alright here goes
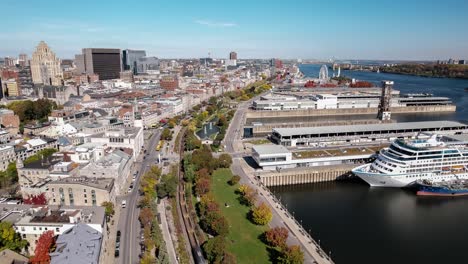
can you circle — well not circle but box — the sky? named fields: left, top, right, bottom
left=1, top=0, right=468, bottom=60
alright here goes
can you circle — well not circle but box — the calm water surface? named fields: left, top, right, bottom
left=270, top=64, right=468, bottom=264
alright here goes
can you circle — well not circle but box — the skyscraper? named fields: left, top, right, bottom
left=82, top=48, right=121, bottom=80
left=18, top=54, right=28, bottom=67
left=122, top=49, right=146, bottom=74
left=229, top=51, right=237, bottom=60
left=30, top=41, right=63, bottom=86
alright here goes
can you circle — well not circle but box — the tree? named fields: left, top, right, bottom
left=265, top=227, right=289, bottom=248
left=139, top=207, right=154, bottom=227
left=157, top=173, right=177, bottom=198
left=278, top=245, right=304, bottom=264
left=228, top=175, right=241, bottom=186
left=217, top=154, right=232, bottom=168
left=210, top=211, right=229, bottom=236
left=196, top=168, right=210, bottom=180
left=0, top=221, right=28, bottom=252
left=24, top=193, right=47, bottom=205
left=101, top=201, right=115, bottom=218
left=161, top=128, right=172, bottom=140
left=222, top=251, right=237, bottom=264
left=251, top=203, right=273, bottom=225
left=238, top=184, right=257, bottom=206
left=195, top=178, right=211, bottom=196
left=24, top=148, right=57, bottom=165
left=30, top=230, right=55, bottom=264
left=203, top=236, right=226, bottom=264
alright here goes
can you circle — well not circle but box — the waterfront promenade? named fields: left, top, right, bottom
left=224, top=98, right=333, bottom=264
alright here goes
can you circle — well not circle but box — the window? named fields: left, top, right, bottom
left=33, top=227, right=36, bottom=231
left=85, top=199, right=88, bottom=204
left=56, top=228, right=59, bottom=232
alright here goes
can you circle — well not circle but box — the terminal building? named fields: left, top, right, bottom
left=252, top=144, right=378, bottom=171
left=252, top=93, right=453, bottom=111
left=271, top=121, right=468, bottom=147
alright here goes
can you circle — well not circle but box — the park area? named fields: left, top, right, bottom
left=211, top=169, right=270, bottom=264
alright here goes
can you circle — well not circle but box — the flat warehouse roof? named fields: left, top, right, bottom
left=253, top=144, right=290, bottom=155
left=273, top=121, right=468, bottom=137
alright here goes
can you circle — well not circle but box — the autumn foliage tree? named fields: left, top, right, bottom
left=278, top=245, right=304, bottom=264
left=30, top=230, right=55, bottom=264
left=23, top=193, right=47, bottom=205
left=195, top=178, right=211, bottom=196
left=237, top=184, right=257, bottom=206
left=251, top=202, right=273, bottom=225
left=265, top=227, right=289, bottom=248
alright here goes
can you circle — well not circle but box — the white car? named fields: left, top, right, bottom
left=121, top=200, right=126, bottom=208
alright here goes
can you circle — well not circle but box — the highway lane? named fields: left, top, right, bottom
left=118, top=129, right=161, bottom=264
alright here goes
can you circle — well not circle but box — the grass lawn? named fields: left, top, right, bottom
left=211, top=169, right=270, bottom=264
left=247, top=139, right=272, bottom=145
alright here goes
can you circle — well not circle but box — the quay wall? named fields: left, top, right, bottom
left=259, top=164, right=357, bottom=187
left=246, top=105, right=456, bottom=119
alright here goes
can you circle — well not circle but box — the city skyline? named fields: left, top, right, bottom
left=1, top=0, right=468, bottom=60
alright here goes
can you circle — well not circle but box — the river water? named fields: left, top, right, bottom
left=270, top=64, right=468, bottom=264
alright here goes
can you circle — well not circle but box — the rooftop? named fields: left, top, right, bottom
left=273, top=121, right=468, bottom=137
left=0, top=205, right=105, bottom=226
left=253, top=144, right=289, bottom=155
left=48, top=177, right=114, bottom=191
left=50, top=223, right=102, bottom=264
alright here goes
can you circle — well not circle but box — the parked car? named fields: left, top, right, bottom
left=121, top=200, right=126, bottom=208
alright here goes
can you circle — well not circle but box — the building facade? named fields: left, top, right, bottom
left=47, top=177, right=115, bottom=206
left=81, top=48, right=121, bottom=80
left=122, top=49, right=146, bottom=74
left=30, top=41, right=63, bottom=86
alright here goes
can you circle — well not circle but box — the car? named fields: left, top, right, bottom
left=128, top=185, right=133, bottom=192
left=121, top=200, right=126, bottom=208
left=114, top=248, right=120, bottom=257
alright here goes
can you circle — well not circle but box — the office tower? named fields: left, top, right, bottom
left=74, top=54, right=85, bottom=74
left=136, top=57, right=159, bottom=74
left=18, top=54, right=28, bottom=67
left=229, top=51, right=237, bottom=60
left=122, top=49, right=146, bottom=74
left=30, top=41, right=63, bottom=85
left=82, top=48, right=121, bottom=80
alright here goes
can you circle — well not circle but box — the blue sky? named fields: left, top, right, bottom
left=1, top=0, right=467, bottom=60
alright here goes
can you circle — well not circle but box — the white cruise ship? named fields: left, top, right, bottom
left=352, top=134, right=468, bottom=187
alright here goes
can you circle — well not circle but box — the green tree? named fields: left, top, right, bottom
left=251, top=202, right=273, bottom=225
left=278, top=245, right=304, bottom=264
left=161, top=128, right=172, bottom=141
left=0, top=221, right=28, bottom=252
left=24, top=148, right=57, bottom=165
left=228, top=175, right=241, bottom=186
left=157, top=173, right=177, bottom=198
left=217, top=154, right=232, bottom=168
left=203, top=236, right=226, bottom=263
left=101, top=201, right=115, bottom=219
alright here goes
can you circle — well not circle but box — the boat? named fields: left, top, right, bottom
left=352, top=134, right=468, bottom=187
left=414, top=179, right=468, bottom=196
left=465, top=87, right=468, bottom=91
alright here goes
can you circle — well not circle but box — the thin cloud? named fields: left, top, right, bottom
left=195, top=20, right=237, bottom=27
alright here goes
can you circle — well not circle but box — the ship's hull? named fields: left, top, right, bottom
left=352, top=164, right=468, bottom=188
left=415, top=183, right=468, bottom=196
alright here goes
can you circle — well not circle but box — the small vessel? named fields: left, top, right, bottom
left=464, top=87, right=468, bottom=91
left=414, top=179, right=468, bottom=196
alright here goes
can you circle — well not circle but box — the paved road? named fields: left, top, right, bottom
left=117, top=129, right=161, bottom=264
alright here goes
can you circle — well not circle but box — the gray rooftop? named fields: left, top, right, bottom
left=273, top=121, right=468, bottom=137
left=0, top=205, right=105, bottom=227
left=50, top=223, right=102, bottom=264
left=48, top=177, right=114, bottom=191
left=253, top=144, right=290, bottom=155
